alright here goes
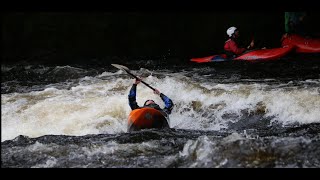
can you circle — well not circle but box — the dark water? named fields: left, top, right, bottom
left=2, top=126, right=320, bottom=168
left=2, top=56, right=320, bottom=168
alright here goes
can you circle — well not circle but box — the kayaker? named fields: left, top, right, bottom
left=128, top=78, right=174, bottom=116
left=224, top=26, right=255, bottom=59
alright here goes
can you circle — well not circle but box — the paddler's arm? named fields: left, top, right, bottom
left=128, top=79, right=141, bottom=110
left=154, top=89, right=174, bottom=114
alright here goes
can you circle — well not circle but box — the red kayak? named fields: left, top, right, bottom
left=190, top=46, right=294, bottom=63
left=190, top=54, right=228, bottom=63
left=281, top=34, right=320, bottom=53
left=234, top=46, right=294, bottom=61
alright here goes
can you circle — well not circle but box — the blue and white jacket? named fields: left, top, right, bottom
left=128, top=84, right=174, bottom=115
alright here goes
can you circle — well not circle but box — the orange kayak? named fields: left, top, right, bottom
left=128, top=107, right=170, bottom=132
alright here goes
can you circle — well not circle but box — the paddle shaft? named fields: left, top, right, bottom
left=124, top=70, right=156, bottom=91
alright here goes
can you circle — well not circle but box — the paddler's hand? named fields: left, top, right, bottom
left=134, top=78, right=141, bottom=85
left=154, top=89, right=160, bottom=95
left=247, top=39, right=255, bottom=49
left=250, top=40, right=255, bottom=48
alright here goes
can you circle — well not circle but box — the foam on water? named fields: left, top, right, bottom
left=2, top=69, right=320, bottom=141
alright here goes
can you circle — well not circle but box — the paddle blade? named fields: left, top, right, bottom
left=111, top=64, right=130, bottom=72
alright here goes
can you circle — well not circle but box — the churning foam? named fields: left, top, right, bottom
left=2, top=70, right=320, bottom=141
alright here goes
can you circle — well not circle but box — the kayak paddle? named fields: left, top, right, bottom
left=111, top=64, right=156, bottom=91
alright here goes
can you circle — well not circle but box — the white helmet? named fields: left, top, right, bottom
left=226, top=26, right=237, bottom=37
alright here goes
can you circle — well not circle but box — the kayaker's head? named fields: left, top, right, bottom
left=144, top=99, right=155, bottom=106
left=227, top=26, right=239, bottom=38
left=144, top=100, right=160, bottom=109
